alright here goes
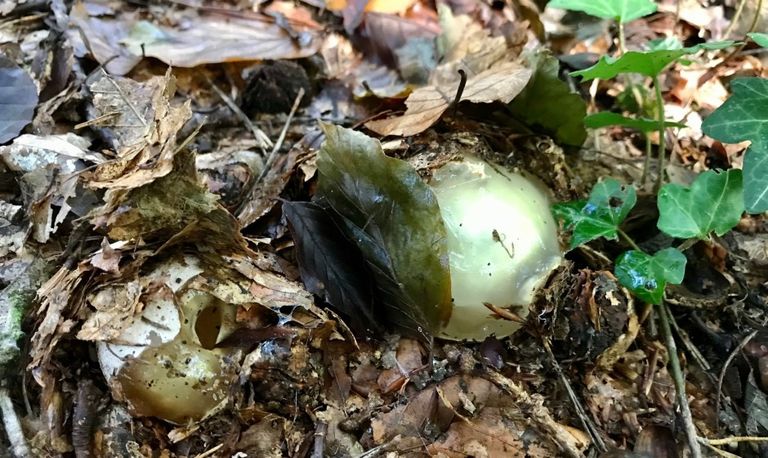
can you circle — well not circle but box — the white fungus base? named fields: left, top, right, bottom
left=430, top=156, right=562, bottom=341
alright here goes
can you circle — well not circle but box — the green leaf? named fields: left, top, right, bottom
left=748, top=32, right=768, bottom=48
left=584, top=112, right=685, bottom=132
left=552, top=178, right=637, bottom=249
left=316, top=124, right=452, bottom=340
left=615, top=248, right=687, bottom=304
left=702, top=78, right=768, bottom=212
left=571, top=41, right=737, bottom=80
left=657, top=169, right=744, bottom=239
left=647, top=36, right=684, bottom=51
left=507, top=51, right=587, bottom=146
left=548, top=0, right=656, bottom=23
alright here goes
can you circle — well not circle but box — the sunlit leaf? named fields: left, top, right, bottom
left=748, top=32, right=768, bottom=48
left=584, top=112, right=685, bottom=132
left=571, top=41, right=737, bottom=80
left=552, top=178, right=636, bottom=249
left=657, top=169, right=744, bottom=239
left=0, top=56, right=38, bottom=144
left=316, top=124, right=452, bottom=340
left=614, top=248, right=686, bottom=304
left=702, top=78, right=768, bottom=212
left=548, top=0, right=657, bottom=23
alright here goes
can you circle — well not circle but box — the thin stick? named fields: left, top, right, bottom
left=0, top=388, right=31, bottom=457
left=543, top=340, right=607, bottom=452
left=716, top=330, right=757, bottom=430
left=101, top=68, right=147, bottom=127
left=658, top=303, right=701, bottom=458
left=723, top=0, right=748, bottom=38
left=257, top=87, right=305, bottom=183
left=704, top=435, right=768, bottom=446
left=207, top=77, right=272, bottom=152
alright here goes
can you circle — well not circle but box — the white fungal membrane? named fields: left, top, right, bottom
left=430, top=156, right=562, bottom=341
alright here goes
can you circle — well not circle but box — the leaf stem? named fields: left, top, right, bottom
left=641, top=134, right=652, bottom=186
left=653, top=75, right=666, bottom=192
left=618, top=229, right=642, bottom=252
left=617, top=21, right=627, bottom=54
left=677, top=238, right=699, bottom=252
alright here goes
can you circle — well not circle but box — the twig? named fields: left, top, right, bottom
left=716, top=330, right=757, bottom=430
left=101, top=68, right=147, bottom=127
left=658, top=302, right=701, bottom=458
left=723, top=0, right=748, bottom=39
left=257, top=87, right=305, bottom=183
left=193, top=443, right=223, bottom=458
left=207, top=77, right=272, bottom=152
left=543, top=340, right=606, bottom=452
left=482, top=366, right=584, bottom=457
left=699, top=440, right=741, bottom=458
left=704, top=435, right=768, bottom=446
left=0, top=388, right=31, bottom=458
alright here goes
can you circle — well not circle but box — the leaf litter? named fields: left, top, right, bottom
left=1, top=0, right=768, bottom=457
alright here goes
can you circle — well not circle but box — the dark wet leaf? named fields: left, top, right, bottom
left=282, top=201, right=378, bottom=333
left=316, top=124, right=452, bottom=340
left=657, top=169, right=744, bottom=239
left=552, top=178, right=637, bottom=249
left=614, top=248, right=686, bottom=305
left=507, top=51, right=587, bottom=146
left=0, top=56, right=38, bottom=144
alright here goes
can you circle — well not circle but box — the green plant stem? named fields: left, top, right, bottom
left=617, top=21, right=627, bottom=54
left=641, top=134, right=652, bottom=186
left=658, top=303, right=701, bottom=458
left=724, top=0, right=748, bottom=38
left=618, top=229, right=642, bottom=251
left=653, top=75, right=666, bottom=192
left=677, top=238, right=699, bottom=252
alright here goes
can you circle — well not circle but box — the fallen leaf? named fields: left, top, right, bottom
left=0, top=55, right=38, bottom=143
left=366, top=62, right=531, bottom=136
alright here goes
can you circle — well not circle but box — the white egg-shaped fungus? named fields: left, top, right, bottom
left=430, top=155, right=562, bottom=341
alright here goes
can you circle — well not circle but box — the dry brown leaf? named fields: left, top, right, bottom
left=86, top=70, right=191, bottom=190
left=89, top=238, right=123, bottom=274
left=366, top=62, right=531, bottom=136
left=70, top=2, right=322, bottom=74
left=76, top=281, right=143, bottom=341
left=327, top=0, right=417, bottom=14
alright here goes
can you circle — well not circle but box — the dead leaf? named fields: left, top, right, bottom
left=70, top=1, right=322, bottom=74
left=366, top=62, right=532, bottom=136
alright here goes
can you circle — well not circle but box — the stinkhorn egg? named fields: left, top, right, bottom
left=429, top=155, right=562, bottom=341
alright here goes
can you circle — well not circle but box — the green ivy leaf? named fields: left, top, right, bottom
left=316, top=123, right=452, bottom=340
left=507, top=51, right=587, bottom=146
left=615, top=248, right=687, bottom=304
left=552, top=178, right=637, bottom=249
left=701, top=78, right=768, bottom=212
left=584, top=112, right=685, bottom=132
left=548, top=0, right=656, bottom=23
left=657, top=169, right=744, bottom=239
left=748, top=32, right=768, bottom=48
left=571, top=41, right=737, bottom=80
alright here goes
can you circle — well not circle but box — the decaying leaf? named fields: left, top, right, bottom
left=85, top=69, right=191, bottom=190
left=70, top=1, right=322, bottom=75
left=315, top=124, right=452, bottom=340
left=0, top=134, right=105, bottom=243
left=366, top=5, right=532, bottom=136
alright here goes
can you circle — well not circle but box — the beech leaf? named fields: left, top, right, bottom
left=366, top=62, right=532, bottom=137
left=283, top=201, right=379, bottom=333
left=316, top=124, right=452, bottom=340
